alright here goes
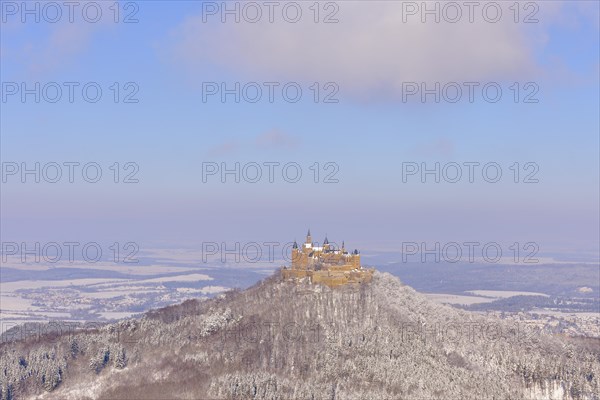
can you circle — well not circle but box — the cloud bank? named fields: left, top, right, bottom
left=167, top=1, right=573, bottom=100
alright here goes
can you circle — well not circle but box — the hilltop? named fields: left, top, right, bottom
left=1, top=271, right=598, bottom=399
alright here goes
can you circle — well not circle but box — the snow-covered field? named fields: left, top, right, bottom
left=0, top=248, right=278, bottom=336
left=0, top=260, right=238, bottom=335
left=426, top=290, right=551, bottom=306
left=425, top=293, right=497, bottom=305
left=466, top=290, right=550, bottom=298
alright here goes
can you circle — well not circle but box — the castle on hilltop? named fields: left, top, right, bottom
left=281, top=230, right=374, bottom=288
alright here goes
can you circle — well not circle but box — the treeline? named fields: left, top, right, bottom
left=459, top=295, right=600, bottom=313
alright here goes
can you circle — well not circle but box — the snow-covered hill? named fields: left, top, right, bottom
left=1, top=271, right=598, bottom=399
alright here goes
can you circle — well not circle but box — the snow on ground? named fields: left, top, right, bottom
left=425, top=293, right=497, bottom=306
left=466, top=290, right=550, bottom=298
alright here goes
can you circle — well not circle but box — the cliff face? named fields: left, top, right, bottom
left=1, top=272, right=599, bottom=400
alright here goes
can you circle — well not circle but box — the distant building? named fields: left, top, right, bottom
left=281, top=230, right=374, bottom=287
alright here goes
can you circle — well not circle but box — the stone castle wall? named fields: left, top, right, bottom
left=282, top=233, right=374, bottom=288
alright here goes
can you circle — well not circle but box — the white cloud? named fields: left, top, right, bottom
left=4, top=1, right=118, bottom=77
left=166, top=1, right=568, bottom=100
left=26, top=22, right=98, bottom=75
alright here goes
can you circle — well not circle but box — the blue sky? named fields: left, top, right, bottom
left=1, top=1, right=599, bottom=260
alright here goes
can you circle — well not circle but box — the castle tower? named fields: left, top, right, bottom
left=351, top=249, right=361, bottom=269
left=291, top=240, right=302, bottom=269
